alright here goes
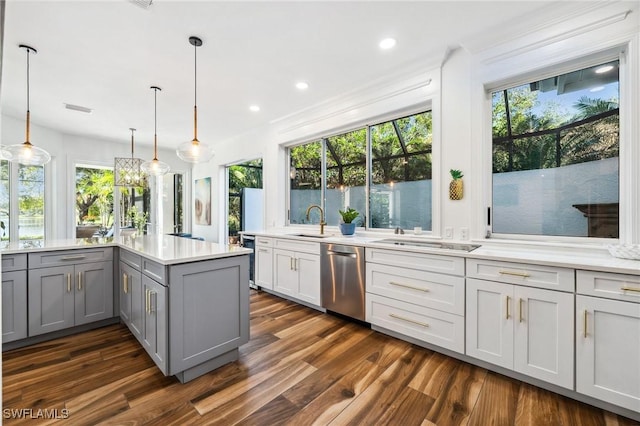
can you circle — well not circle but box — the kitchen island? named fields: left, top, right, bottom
left=1, top=235, right=252, bottom=383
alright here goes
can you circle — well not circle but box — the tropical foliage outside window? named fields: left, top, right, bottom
left=228, top=159, right=263, bottom=239
left=289, top=110, right=432, bottom=230
left=491, top=60, right=619, bottom=238
left=75, top=166, right=114, bottom=237
left=0, top=160, right=10, bottom=241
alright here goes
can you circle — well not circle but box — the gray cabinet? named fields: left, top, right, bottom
left=119, top=259, right=143, bottom=339
left=28, top=249, right=113, bottom=337
left=2, top=253, right=28, bottom=343
left=142, top=275, right=167, bottom=374
left=168, top=256, right=250, bottom=379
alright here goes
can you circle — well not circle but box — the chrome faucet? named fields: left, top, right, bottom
left=305, top=204, right=326, bottom=235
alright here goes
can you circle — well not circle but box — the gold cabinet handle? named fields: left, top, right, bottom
left=77, top=272, right=82, bottom=291
left=145, top=289, right=150, bottom=314
left=389, top=281, right=429, bottom=292
left=583, top=310, right=588, bottom=338
left=149, top=291, right=155, bottom=314
left=505, top=296, right=511, bottom=320
left=389, top=313, right=429, bottom=328
left=519, top=298, right=524, bottom=323
left=499, top=270, right=530, bottom=278
left=123, top=273, right=128, bottom=294
left=621, top=286, right=640, bottom=293
left=67, top=273, right=71, bottom=293
left=290, top=257, right=294, bottom=270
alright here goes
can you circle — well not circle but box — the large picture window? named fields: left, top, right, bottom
left=491, top=60, right=619, bottom=238
left=288, top=110, right=432, bottom=231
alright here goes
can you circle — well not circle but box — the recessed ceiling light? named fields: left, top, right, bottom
left=595, top=65, right=614, bottom=74
left=249, top=105, right=260, bottom=112
left=295, top=81, right=309, bottom=90
left=590, top=86, right=605, bottom=93
left=379, top=38, right=396, bottom=50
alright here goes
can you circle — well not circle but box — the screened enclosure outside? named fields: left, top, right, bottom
left=491, top=60, right=619, bottom=238
left=289, top=110, right=432, bottom=230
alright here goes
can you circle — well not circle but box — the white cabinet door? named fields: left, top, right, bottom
left=295, top=252, right=320, bottom=306
left=273, top=249, right=297, bottom=296
left=466, top=278, right=513, bottom=369
left=255, top=246, right=273, bottom=289
left=576, top=295, right=640, bottom=412
left=514, top=286, right=574, bottom=389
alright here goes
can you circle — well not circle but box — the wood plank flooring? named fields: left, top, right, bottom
left=3, top=290, right=638, bottom=425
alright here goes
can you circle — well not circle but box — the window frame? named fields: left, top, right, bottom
left=482, top=46, right=632, bottom=244
left=286, top=107, right=435, bottom=234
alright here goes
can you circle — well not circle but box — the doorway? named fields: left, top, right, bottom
left=227, top=159, right=263, bottom=244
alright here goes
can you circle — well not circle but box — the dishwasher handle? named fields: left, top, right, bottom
left=327, top=250, right=357, bottom=258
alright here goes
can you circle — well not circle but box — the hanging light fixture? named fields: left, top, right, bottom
left=1, top=45, right=51, bottom=165
left=141, top=86, right=170, bottom=176
left=114, top=128, right=148, bottom=187
left=176, top=36, right=214, bottom=163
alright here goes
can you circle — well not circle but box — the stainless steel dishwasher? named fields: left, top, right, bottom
left=320, top=243, right=366, bottom=321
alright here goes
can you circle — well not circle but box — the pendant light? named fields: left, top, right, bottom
left=1, top=45, right=51, bottom=165
left=176, top=36, right=214, bottom=163
left=141, top=86, right=170, bottom=176
left=114, top=128, right=148, bottom=187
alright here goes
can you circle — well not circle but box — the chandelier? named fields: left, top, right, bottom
left=114, top=128, right=147, bottom=187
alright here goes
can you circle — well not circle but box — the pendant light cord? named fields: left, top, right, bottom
left=26, top=48, right=30, bottom=113
left=130, top=128, right=135, bottom=158
left=153, top=87, right=158, bottom=160
left=25, top=47, right=31, bottom=144
left=193, top=41, right=198, bottom=142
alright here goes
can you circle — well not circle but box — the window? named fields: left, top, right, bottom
left=18, top=164, right=45, bottom=240
left=75, top=165, right=114, bottom=237
left=0, top=160, right=9, bottom=241
left=288, top=110, right=433, bottom=231
left=227, top=159, right=263, bottom=242
left=491, top=60, right=619, bottom=238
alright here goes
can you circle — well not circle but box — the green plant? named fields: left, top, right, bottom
left=450, top=169, right=463, bottom=180
left=338, top=207, right=360, bottom=224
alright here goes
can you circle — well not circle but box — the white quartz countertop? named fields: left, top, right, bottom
left=244, top=230, right=640, bottom=276
left=0, top=235, right=252, bottom=266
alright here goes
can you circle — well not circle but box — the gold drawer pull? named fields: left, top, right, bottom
left=499, top=270, right=530, bottom=278
left=519, top=298, right=524, bottom=323
left=62, top=255, right=86, bottom=261
left=123, top=273, right=128, bottom=294
left=145, top=289, right=150, bottom=314
left=506, top=296, right=511, bottom=320
left=77, top=272, right=83, bottom=291
left=67, top=273, right=71, bottom=293
left=621, top=286, right=640, bottom=293
left=389, top=313, right=429, bottom=328
left=389, top=281, right=429, bottom=292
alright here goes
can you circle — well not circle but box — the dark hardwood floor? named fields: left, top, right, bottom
left=3, top=290, right=638, bottom=425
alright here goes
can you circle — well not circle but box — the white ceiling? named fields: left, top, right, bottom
left=1, top=1, right=559, bottom=151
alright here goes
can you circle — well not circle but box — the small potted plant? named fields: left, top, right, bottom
left=338, top=207, right=359, bottom=236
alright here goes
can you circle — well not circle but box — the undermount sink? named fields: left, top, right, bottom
left=373, top=239, right=480, bottom=252
left=289, top=233, right=332, bottom=238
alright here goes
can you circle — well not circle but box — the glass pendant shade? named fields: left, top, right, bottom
left=2, top=45, right=51, bottom=166
left=115, top=128, right=147, bottom=187
left=176, top=36, right=214, bottom=163
left=141, top=86, right=170, bottom=177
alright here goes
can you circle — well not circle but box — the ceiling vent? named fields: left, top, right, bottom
left=64, top=103, right=93, bottom=114
left=129, top=0, right=153, bottom=10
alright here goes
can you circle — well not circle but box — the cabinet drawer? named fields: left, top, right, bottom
left=366, top=248, right=464, bottom=277
left=467, top=258, right=574, bottom=292
left=29, top=248, right=114, bottom=269
left=120, top=249, right=142, bottom=270
left=274, top=238, right=319, bottom=255
left=1, top=254, right=27, bottom=271
left=256, top=237, right=273, bottom=247
left=577, top=270, right=640, bottom=303
left=366, top=293, right=464, bottom=353
left=366, top=263, right=464, bottom=315
left=142, top=258, right=166, bottom=285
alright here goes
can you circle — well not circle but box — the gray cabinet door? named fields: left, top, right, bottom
left=75, top=261, right=114, bottom=325
left=2, top=270, right=28, bottom=343
left=142, top=275, right=167, bottom=374
left=119, top=261, right=133, bottom=324
left=168, top=255, right=250, bottom=375
left=120, top=261, right=143, bottom=340
left=29, top=265, right=75, bottom=336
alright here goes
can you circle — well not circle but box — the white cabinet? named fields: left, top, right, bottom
left=366, top=248, right=466, bottom=353
left=466, top=276, right=574, bottom=389
left=272, top=238, right=320, bottom=307
left=576, top=294, right=640, bottom=412
left=254, top=237, right=273, bottom=289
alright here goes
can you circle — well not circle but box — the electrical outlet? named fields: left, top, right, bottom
left=460, top=227, right=469, bottom=240
left=445, top=227, right=453, bottom=239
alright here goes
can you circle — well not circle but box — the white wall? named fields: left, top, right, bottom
left=0, top=113, right=188, bottom=239
left=194, top=1, right=639, bottom=245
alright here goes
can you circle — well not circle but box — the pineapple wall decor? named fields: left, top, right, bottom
left=449, top=169, right=464, bottom=200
